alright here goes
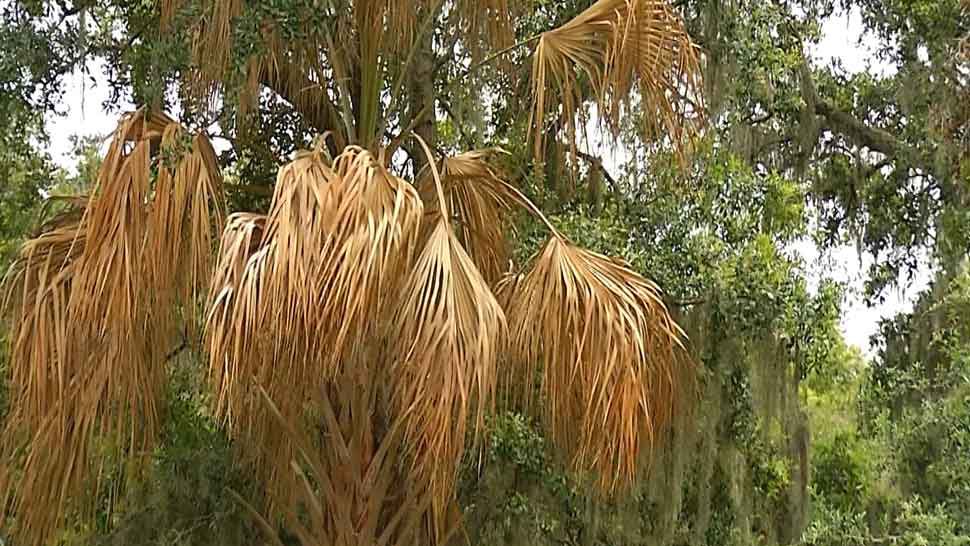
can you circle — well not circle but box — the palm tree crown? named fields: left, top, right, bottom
left=0, top=1, right=703, bottom=545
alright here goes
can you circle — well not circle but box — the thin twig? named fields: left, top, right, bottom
left=573, top=149, right=618, bottom=192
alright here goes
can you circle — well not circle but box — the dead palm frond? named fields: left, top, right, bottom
left=0, top=110, right=225, bottom=546
left=389, top=215, right=506, bottom=537
left=323, top=147, right=424, bottom=371
left=383, top=0, right=513, bottom=55
left=530, top=0, right=704, bottom=165
left=418, top=149, right=518, bottom=284
left=206, top=146, right=425, bottom=513
left=164, top=0, right=514, bottom=142
left=206, top=212, right=266, bottom=424
left=207, top=150, right=341, bottom=513
left=1, top=218, right=85, bottom=437
left=502, top=236, right=688, bottom=495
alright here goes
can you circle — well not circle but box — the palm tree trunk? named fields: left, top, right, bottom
left=408, top=15, right=436, bottom=174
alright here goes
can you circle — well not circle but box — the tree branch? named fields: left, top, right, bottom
left=799, top=63, right=928, bottom=171
left=573, top=149, right=618, bottom=192
left=814, top=100, right=915, bottom=160
left=464, top=34, right=541, bottom=78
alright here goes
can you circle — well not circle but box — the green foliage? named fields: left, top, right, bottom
left=460, top=411, right=581, bottom=546
left=67, top=359, right=258, bottom=546
left=812, top=433, right=872, bottom=512
left=801, top=501, right=869, bottom=546
left=0, top=110, right=52, bottom=266
left=805, top=270, right=970, bottom=545
left=896, top=386, right=970, bottom=532
left=894, top=497, right=970, bottom=546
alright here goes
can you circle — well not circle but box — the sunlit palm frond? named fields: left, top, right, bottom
left=418, top=149, right=517, bottom=284
left=530, top=0, right=703, bottom=164
left=389, top=212, right=505, bottom=538
left=503, top=236, right=688, bottom=495
left=0, top=110, right=225, bottom=546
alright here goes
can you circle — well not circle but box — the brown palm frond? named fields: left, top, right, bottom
left=206, top=146, right=424, bottom=514
left=0, top=110, right=225, bottom=546
left=1, top=221, right=85, bottom=436
left=530, top=0, right=704, bottom=165
left=455, top=0, right=514, bottom=53
left=165, top=0, right=516, bottom=138
left=207, top=150, right=340, bottom=513
left=148, top=122, right=227, bottom=341
left=502, top=236, right=688, bottom=495
left=418, top=149, right=518, bottom=284
left=206, top=212, right=266, bottom=425
left=313, top=0, right=513, bottom=58
left=389, top=190, right=505, bottom=538
left=257, top=146, right=422, bottom=381
left=322, top=147, right=424, bottom=373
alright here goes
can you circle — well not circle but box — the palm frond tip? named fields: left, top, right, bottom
left=419, top=149, right=518, bottom=284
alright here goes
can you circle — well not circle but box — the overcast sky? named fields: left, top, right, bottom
left=43, top=8, right=928, bottom=357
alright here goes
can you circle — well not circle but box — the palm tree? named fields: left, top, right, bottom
left=1, top=1, right=703, bottom=545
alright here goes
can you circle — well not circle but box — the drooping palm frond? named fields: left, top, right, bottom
left=502, top=236, right=688, bottom=495
left=0, top=110, right=225, bottom=546
left=148, top=122, right=226, bottom=339
left=207, top=151, right=339, bottom=513
left=323, top=147, right=424, bottom=372
left=530, top=0, right=704, bottom=164
left=163, top=0, right=518, bottom=144
left=390, top=216, right=506, bottom=536
left=0, top=216, right=85, bottom=442
left=419, top=149, right=518, bottom=284
left=206, top=146, right=425, bottom=514
left=206, top=212, right=266, bottom=425
left=383, top=0, right=513, bottom=53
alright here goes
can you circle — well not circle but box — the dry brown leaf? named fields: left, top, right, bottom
left=530, top=0, right=704, bottom=166
left=418, top=149, right=518, bottom=284
left=0, top=109, right=225, bottom=546
left=389, top=217, right=506, bottom=537
left=503, top=236, right=689, bottom=495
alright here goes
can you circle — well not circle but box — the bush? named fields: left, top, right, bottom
left=811, top=432, right=872, bottom=512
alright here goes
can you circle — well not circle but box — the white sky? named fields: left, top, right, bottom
left=44, top=9, right=927, bottom=357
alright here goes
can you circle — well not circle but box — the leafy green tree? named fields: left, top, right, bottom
left=0, top=2, right=708, bottom=546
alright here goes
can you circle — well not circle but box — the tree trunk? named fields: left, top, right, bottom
left=408, top=16, right=437, bottom=175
